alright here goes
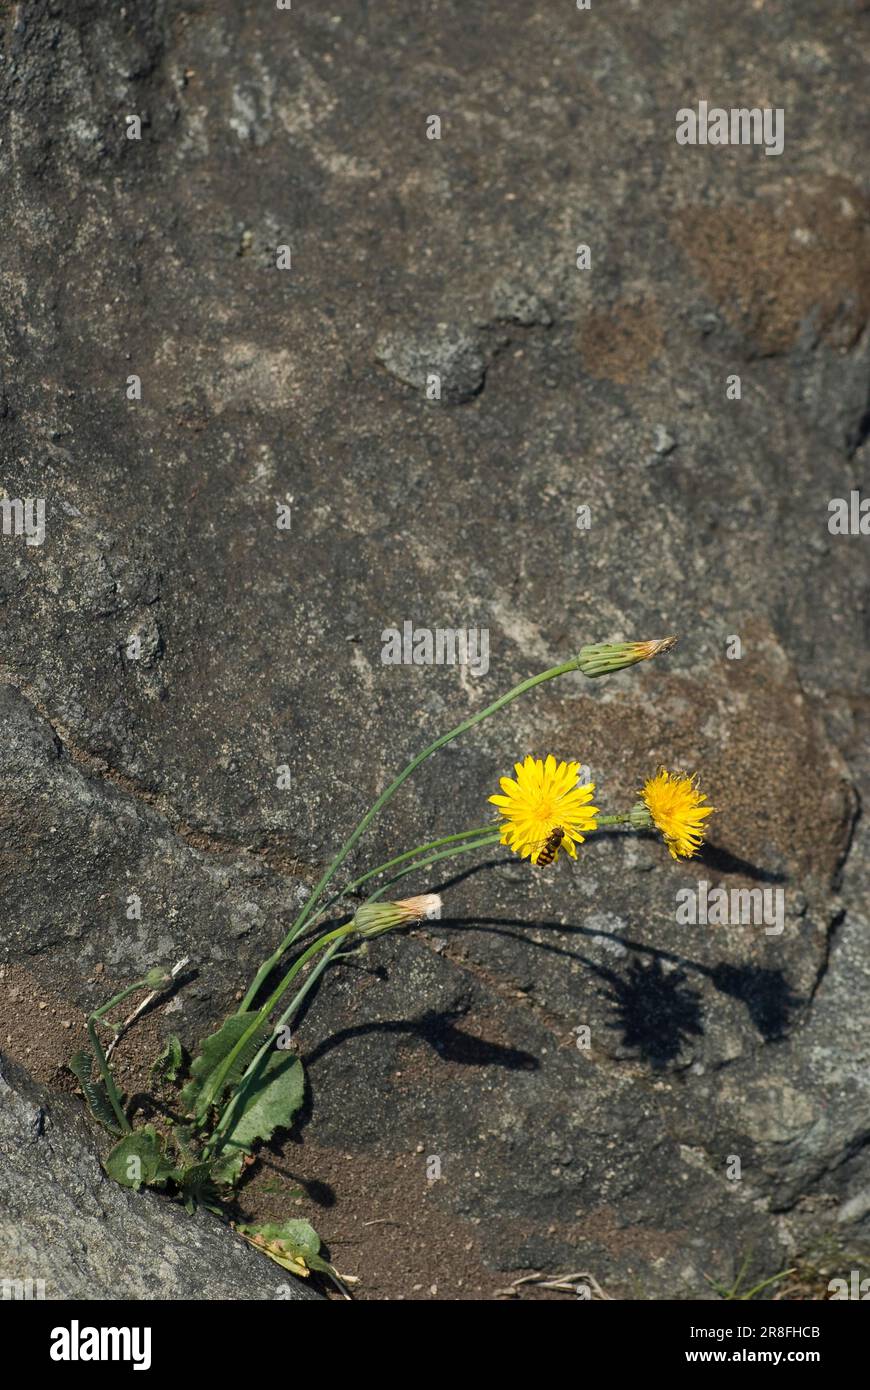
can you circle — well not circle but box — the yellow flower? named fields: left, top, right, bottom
left=640, top=768, right=715, bottom=859
left=488, top=754, right=598, bottom=864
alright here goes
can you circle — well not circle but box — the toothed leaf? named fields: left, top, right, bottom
left=150, top=1034, right=184, bottom=1084
left=237, top=1217, right=354, bottom=1294
left=237, top=1219, right=320, bottom=1275
left=104, top=1126, right=173, bottom=1190
left=181, top=1013, right=272, bottom=1118
left=212, top=1051, right=305, bottom=1184
left=69, top=1049, right=123, bottom=1134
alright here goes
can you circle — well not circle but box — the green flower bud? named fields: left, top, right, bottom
left=144, top=966, right=172, bottom=989
left=352, top=894, right=442, bottom=938
left=576, top=636, right=677, bottom=678
left=629, top=801, right=654, bottom=830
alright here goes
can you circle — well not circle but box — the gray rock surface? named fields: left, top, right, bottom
left=1, top=0, right=869, bottom=1299
left=0, top=1054, right=318, bottom=1300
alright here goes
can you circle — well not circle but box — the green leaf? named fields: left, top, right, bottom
left=212, top=1051, right=305, bottom=1185
left=104, top=1126, right=174, bottom=1190
left=180, top=1013, right=272, bottom=1118
left=150, top=1034, right=184, bottom=1084
left=237, top=1219, right=320, bottom=1274
left=175, top=1161, right=225, bottom=1214
left=69, top=1049, right=92, bottom=1083
left=69, top=1049, right=123, bottom=1135
left=210, top=1149, right=245, bottom=1186
left=237, top=1219, right=355, bottom=1295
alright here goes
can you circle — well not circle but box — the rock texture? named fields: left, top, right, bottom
left=1, top=1, right=869, bottom=1299
left=0, top=1054, right=318, bottom=1299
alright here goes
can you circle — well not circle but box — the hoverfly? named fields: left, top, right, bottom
left=533, top=825, right=567, bottom=868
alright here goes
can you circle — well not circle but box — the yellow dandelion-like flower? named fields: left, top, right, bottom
left=640, top=768, right=715, bottom=860
left=488, top=754, right=598, bottom=864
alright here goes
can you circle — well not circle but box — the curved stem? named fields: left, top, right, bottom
left=319, top=826, right=497, bottom=913
left=207, top=938, right=347, bottom=1156
left=202, top=923, right=355, bottom=1143
left=282, top=827, right=499, bottom=951
left=238, top=656, right=578, bottom=1011
left=209, top=832, right=504, bottom=1141
left=364, top=833, right=501, bottom=902
left=92, top=980, right=150, bottom=1024
left=87, top=1016, right=132, bottom=1133
left=240, top=828, right=495, bottom=1010
left=281, top=661, right=575, bottom=935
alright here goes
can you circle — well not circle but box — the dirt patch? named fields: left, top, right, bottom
left=672, top=178, right=870, bottom=354
left=578, top=297, right=665, bottom=384
left=239, top=1137, right=569, bottom=1301
left=0, top=960, right=180, bottom=1100
left=1, top=962, right=93, bottom=1093
left=0, top=963, right=578, bottom=1300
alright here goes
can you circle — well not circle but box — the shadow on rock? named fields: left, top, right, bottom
left=709, top=963, right=801, bottom=1042
left=437, top=913, right=805, bottom=1046
left=301, top=1009, right=539, bottom=1073
left=595, top=956, right=705, bottom=1070
left=697, top=842, right=788, bottom=884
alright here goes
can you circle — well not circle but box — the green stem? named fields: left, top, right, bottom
left=240, top=828, right=494, bottom=1010
left=270, top=827, right=500, bottom=958
left=364, top=833, right=500, bottom=902
left=238, top=657, right=578, bottom=1011
left=316, top=826, right=497, bottom=916
left=92, top=980, right=150, bottom=1026
left=200, top=922, right=355, bottom=1133
left=356, top=817, right=646, bottom=905
left=87, top=1016, right=132, bottom=1133
left=205, top=929, right=352, bottom=1154
left=338, top=817, right=642, bottom=908
left=208, top=832, right=504, bottom=1141
left=85, top=978, right=153, bottom=1133
left=273, top=939, right=347, bottom=1032
left=207, top=938, right=347, bottom=1157
left=321, top=816, right=637, bottom=911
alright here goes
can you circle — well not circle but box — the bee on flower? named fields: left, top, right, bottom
left=488, top=754, right=598, bottom=866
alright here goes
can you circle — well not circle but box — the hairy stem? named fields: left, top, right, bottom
left=87, top=1016, right=132, bottom=1133
left=209, top=832, right=504, bottom=1141
left=238, top=657, right=578, bottom=1011
left=201, top=923, right=355, bottom=1137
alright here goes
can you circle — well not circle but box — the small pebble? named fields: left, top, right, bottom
left=654, top=425, right=676, bottom=452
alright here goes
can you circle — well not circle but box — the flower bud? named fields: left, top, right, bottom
left=352, top=894, right=442, bottom=938
left=144, top=966, right=173, bottom=989
left=575, top=636, right=677, bottom=678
